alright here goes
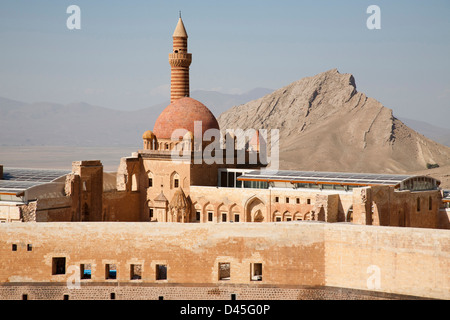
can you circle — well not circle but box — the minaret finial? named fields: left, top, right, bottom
left=179, top=11, right=181, bottom=19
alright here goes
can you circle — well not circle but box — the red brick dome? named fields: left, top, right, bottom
left=153, top=97, right=220, bottom=139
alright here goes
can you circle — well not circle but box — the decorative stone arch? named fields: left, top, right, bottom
left=229, top=203, right=242, bottom=222
left=146, top=170, right=154, bottom=188
left=170, top=171, right=180, bottom=189
left=245, top=196, right=266, bottom=222
left=204, top=202, right=214, bottom=222
left=192, top=201, right=202, bottom=222
left=217, top=203, right=227, bottom=222
left=294, top=212, right=302, bottom=221
left=304, top=211, right=311, bottom=221
left=283, top=211, right=292, bottom=221
left=273, top=211, right=282, bottom=222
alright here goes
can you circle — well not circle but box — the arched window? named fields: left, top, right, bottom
left=171, top=172, right=180, bottom=189
left=273, top=211, right=282, bottom=222
left=283, top=211, right=292, bottom=222
left=147, top=171, right=153, bottom=188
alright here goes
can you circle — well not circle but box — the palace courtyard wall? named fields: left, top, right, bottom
left=0, top=221, right=448, bottom=300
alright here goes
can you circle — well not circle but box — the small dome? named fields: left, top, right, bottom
left=169, top=188, right=190, bottom=209
left=153, top=97, right=220, bottom=140
left=142, top=130, right=155, bottom=140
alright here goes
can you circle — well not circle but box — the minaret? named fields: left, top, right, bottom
left=169, top=14, right=192, bottom=103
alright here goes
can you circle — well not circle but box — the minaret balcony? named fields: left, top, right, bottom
left=169, top=53, right=192, bottom=67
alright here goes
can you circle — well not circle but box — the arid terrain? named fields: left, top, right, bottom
left=218, top=69, right=450, bottom=188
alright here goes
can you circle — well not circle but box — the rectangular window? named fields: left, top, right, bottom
left=196, top=211, right=201, bottom=221
left=52, top=257, right=66, bottom=275
left=219, top=263, right=230, bottom=281
left=276, top=217, right=281, bottom=222
left=12, top=244, right=17, bottom=251
left=296, top=198, right=300, bottom=204
left=234, top=214, right=240, bottom=222
left=130, top=264, right=142, bottom=280
left=110, top=293, right=116, bottom=300
left=228, top=172, right=235, bottom=188
left=174, top=179, right=179, bottom=188
left=208, top=212, right=213, bottom=222
left=149, top=208, right=154, bottom=219
left=105, top=264, right=117, bottom=280
left=81, top=264, right=91, bottom=280
left=220, top=171, right=227, bottom=187
left=285, top=197, right=289, bottom=204
left=275, top=197, right=279, bottom=203
left=156, top=264, right=167, bottom=280
left=235, top=172, right=242, bottom=188
left=251, top=263, right=262, bottom=281
left=222, top=213, right=227, bottom=222
left=27, top=244, right=32, bottom=251
left=307, top=199, right=311, bottom=205
left=148, top=178, right=153, bottom=187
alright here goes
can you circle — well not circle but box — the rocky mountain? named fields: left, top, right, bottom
left=399, top=117, right=450, bottom=148
left=218, top=69, right=450, bottom=174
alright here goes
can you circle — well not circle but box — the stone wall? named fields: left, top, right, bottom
left=0, top=222, right=448, bottom=300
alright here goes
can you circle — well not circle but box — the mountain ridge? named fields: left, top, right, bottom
left=218, top=69, right=450, bottom=174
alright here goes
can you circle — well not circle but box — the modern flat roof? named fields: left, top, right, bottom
left=237, top=170, right=437, bottom=188
left=0, top=167, right=70, bottom=194
left=443, top=190, right=450, bottom=202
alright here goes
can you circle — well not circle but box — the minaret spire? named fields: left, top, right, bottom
left=169, top=15, right=192, bottom=103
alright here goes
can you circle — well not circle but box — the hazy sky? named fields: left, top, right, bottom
left=1, top=0, right=449, bottom=128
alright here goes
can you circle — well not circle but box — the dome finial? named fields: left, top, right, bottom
left=179, top=10, right=181, bottom=19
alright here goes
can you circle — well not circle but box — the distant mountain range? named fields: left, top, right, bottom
left=1, top=87, right=449, bottom=150
left=0, top=88, right=273, bottom=147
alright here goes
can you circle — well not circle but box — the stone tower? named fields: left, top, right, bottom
left=169, top=16, right=192, bottom=103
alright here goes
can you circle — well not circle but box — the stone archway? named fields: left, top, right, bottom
left=245, top=197, right=266, bottom=222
